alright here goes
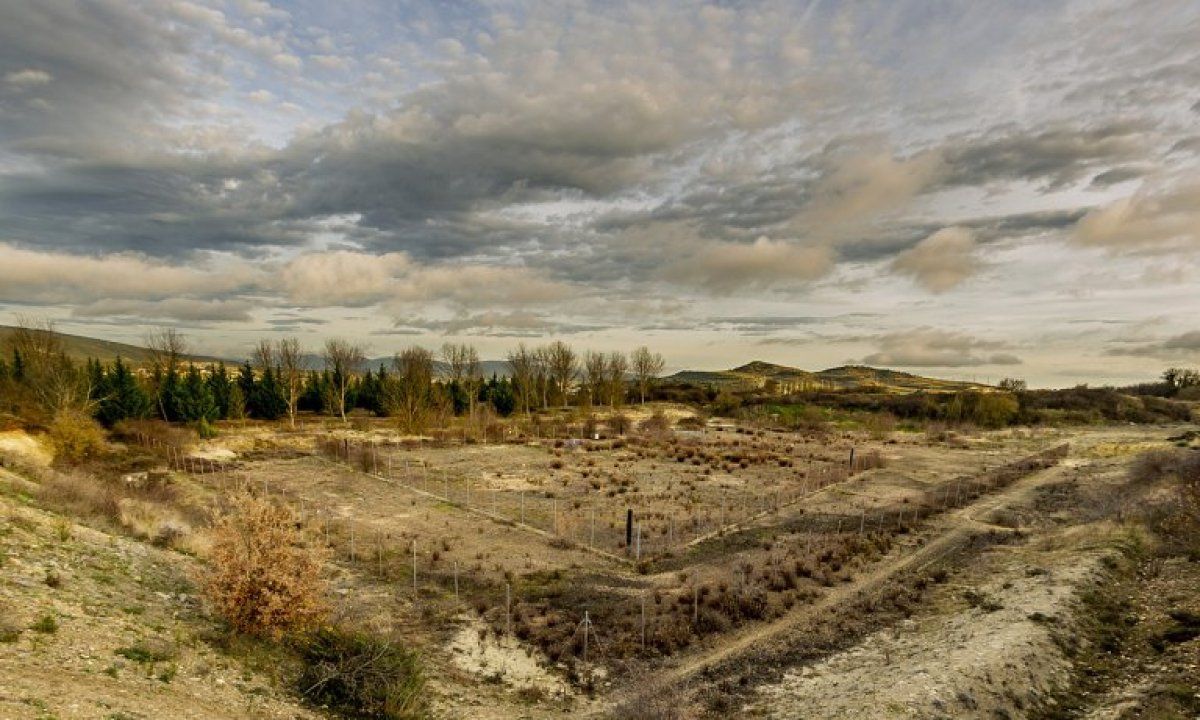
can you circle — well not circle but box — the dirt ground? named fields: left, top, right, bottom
left=2, top=418, right=1196, bottom=719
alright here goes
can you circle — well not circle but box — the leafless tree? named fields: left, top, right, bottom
left=322, top=338, right=364, bottom=422
left=546, top=341, right=578, bottom=408
left=252, top=339, right=275, bottom=373
left=386, top=346, right=436, bottom=433
left=631, top=346, right=666, bottom=404
left=582, top=351, right=606, bottom=407
left=606, top=351, right=629, bottom=408
left=506, top=343, right=536, bottom=415
left=276, top=338, right=304, bottom=428
left=443, top=342, right=482, bottom=419
left=145, top=326, right=188, bottom=420
left=463, top=344, right=482, bottom=419
left=441, top=342, right=468, bottom=384
left=7, top=316, right=92, bottom=415
left=533, top=344, right=552, bottom=410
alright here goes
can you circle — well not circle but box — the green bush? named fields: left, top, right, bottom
left=295, top=626, right=426, bottom=719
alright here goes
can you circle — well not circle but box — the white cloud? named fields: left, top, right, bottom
left=4, top=68, right=51, bottom=87
left=663, top=237, right=834, bottom=294
left=861, top=328, right=1021, bottom=368
left=891, top=227, right=979, bottom=293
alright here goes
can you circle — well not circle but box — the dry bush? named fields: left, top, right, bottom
left=111, top=419, right=192, bottom=450
left=611, top=680, right=693, bottom=719
left=202, top=493, right=329, bottom=638
left=37, top=470, right=121, bottom=521
left=294, top=626, right=427, bottom=720
left=609, top=412, right=632, bottom=435
left=46, top=410, right=106, bottom=464
left=638, top=410, right=671, bottom=437
left=863, top=412, right=897, bottom=440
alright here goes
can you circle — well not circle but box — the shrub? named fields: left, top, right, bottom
left=611, top=680, right=690, bottom=719
left=638, top=411, right=671, bottom=436
left=31, top=613, right=58, bottom=634
left=295, top=626, right=427, bottom=719
left=609, top=412, right=632, bottom=435
left=201, top=493, right=329, bottom=638
left=47, top=410, right=106, bottom=464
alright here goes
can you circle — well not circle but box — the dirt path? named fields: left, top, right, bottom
left=630, top=447, right=1074, bottom=695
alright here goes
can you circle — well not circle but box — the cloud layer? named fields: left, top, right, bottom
left=0, top=0, right=1198, bottom=385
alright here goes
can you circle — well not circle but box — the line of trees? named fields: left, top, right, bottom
left=0, top=320, right=668, bottom=434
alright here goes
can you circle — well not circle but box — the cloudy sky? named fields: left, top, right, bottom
left=1, top=0, right=1198, bottom=386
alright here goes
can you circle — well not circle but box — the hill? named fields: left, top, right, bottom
left=0, top=325, right=224, bottom=367
left=666, top=360, right=992, bottom=394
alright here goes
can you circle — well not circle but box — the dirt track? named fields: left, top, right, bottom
left=614, top=443, right=1074, bottom=700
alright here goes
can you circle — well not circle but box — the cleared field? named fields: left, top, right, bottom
left=156, top=420, right=1089, bottom=706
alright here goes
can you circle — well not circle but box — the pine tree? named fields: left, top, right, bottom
left=228, top=381, right=246, bottom=421
left=160, top=366, right=184, bottom=422
left=180, top=364, right=217, bottom=422
left=237, top=362, right=257, bottom=417
left=96, top=356, right=150, bottom=426
left=207, top=362, right=232, bottom=419
left=255, top=366, right=287, bottom=420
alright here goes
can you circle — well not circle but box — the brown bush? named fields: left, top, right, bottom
left=202, top=493, right=329, bottom=638
left=47, top=410, right=106, bottom=464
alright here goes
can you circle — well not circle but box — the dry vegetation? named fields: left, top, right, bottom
left=1, top=374, right=1197, bottom=719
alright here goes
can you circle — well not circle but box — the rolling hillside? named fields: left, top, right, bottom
left=666, top=360, right=993, bottom=394
left=0, top=325, right=225, bottom=366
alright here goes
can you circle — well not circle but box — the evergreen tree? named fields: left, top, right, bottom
left=299, top=370, right=323, bottom=413
left=227, top=381, right=246, bottom=421
left=484, top=375, right=515, bottom=417
left=12, top=348, right=24, bottom=381
left=179, top=364, right=217, bottom=422
left=357, top=369, right=379, bottom=413
left=448, top=379, right=469, bottom=415
left=95, top=356, right=150, bottom=426
left=207, top=362, right=232, bottom=419
left=237, top=362, right=256, bottom=416
left=254, top=366, right=287, bottom=420
left=160, top=366, right=185, bottom=421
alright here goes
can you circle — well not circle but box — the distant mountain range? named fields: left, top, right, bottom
left=666, top=360, right=992, bottom=394
left=1, top=327, right=989, bottom=392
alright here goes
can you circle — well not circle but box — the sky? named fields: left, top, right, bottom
left=1, top=0, right=1198, bottom=386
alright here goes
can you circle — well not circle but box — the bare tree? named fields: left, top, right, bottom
left=7, top=316, right=92, bottom=415
left=276, top=338, right=304, bottom=428
left=252, top=339, right=275, bottom=373
left=606, top=351, right=629, bottom=408
left=533, top=344, right=552, bottom=410
left=144, top=326, right=188, bottom=420
left=506, top=343, right=536, bottom=415
left=386, top=346, right=436, bottom=433
left=463, top=344, right=482, bottom=420
left=546, top=341, right=578, bottom=408
left=582, top=351, right=606, bottom=407
left=322, top=338, right=364, bottom=422
left=630, top=346, right=666, bottom=405
left=442, top=342, right=482, bottom=419
left=441, top=343, right=468, bottom=384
